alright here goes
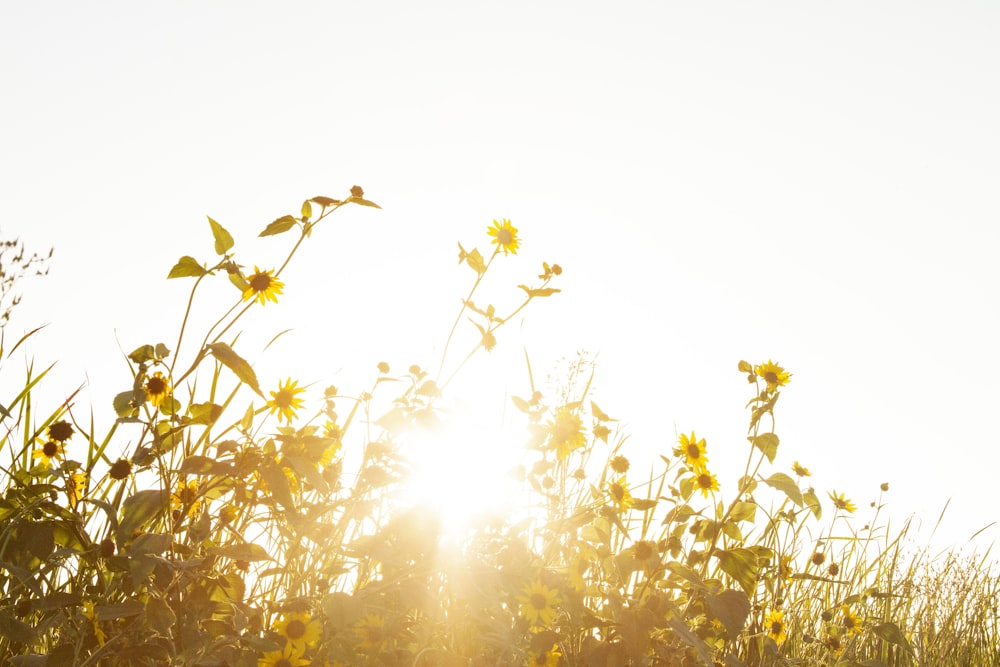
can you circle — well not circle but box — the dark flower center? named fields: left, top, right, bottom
left=634, top=542, right=655, bottom=561
left=497, top=229, right=513, bottom=245
left=275, top=659, right=292, bottom=667
left=48, top=421, right=74, bottom=442
left=286, top=619, right=306, bottom=639
left=147, top=376, right=167, bottom=394
left=275, top=391, right=294, bottom=408
left=686, top=444, right=701, bottom=459
left=771, top=620, right=784, bottom=635
left=698, top=474, right=712, bottom=488
left=765, top=371, right=778, bottom=384
left=250, top=273, right=272, bottom=291
left=530, top=593, right=548, bottom=610
left=43, top=441, right=59, bottom=457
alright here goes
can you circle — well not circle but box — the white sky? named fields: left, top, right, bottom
left=2, top=2, right=998, bottom=549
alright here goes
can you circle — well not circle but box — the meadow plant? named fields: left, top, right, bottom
left=0, top=188, right=995, bottom=666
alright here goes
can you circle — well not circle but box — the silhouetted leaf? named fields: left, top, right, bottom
left=715, top=548, right=760, bottom=595
left=167, top=256, right=207, bottom=279
left=208, top=216, right=234, bottom=255
left=706, top=588, right=751, bottom=638
left=208, top=343, right=263, bottom=397
left=763, top=472, right=803, bottom=507
left=872, top=622, right=914, bottom=655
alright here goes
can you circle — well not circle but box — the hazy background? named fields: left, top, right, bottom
left=2, top=1, right=998, bottom=549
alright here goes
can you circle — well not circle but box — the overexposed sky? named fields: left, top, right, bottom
left=2, top=2, right=998, bottom=549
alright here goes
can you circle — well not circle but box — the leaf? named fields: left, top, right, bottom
left=737, top=360, right=753, bottom=373
left=715, top=548, right=760, bottom=595
left=167, top=255, right=207, bottom=279
left=465, top=248, right=486, bottom=275
left=179, top=456, right=219, bottom=475
left=668, top=618, right=714, bottom=666
left=0, top=610, right=37, bottom=645
left=310, top=196, right=342, bottom=208
left=665, top=561, right=708, bottom=591
left=209, top=542, right=272, bottom=562
left=630, top=498, right=657, bottom=511
left=749, top=432, right=779, bottom=463
left=145, top=596, right=176, bottom=635
left=128, top=344, right=156, bottom=364
left=96, top=600, right=144, bottom=621
left=117, top=489, right=169, bottom=542
left=730, top=501, right=757, bottom=523
left=208, top=216, right=234, bottom=255
left=300, top=200, right=313, bottom=221
left=763, top=472, right=803, bottom=507
left=208, top=343, right=263, bottom=397
left=155, top=343, right=171, bottom=360
left=260, top=460, right=295, bottom=511
left=591, top=401, right=615, bottom=422
left=705, top=588, right=751, bottom=639
left=871, top=622, right=915, bottom=655
left=511, top=395, right=531, bottom=413
left=259, top=215, right=298, bottom=237
left=803, top=489, right=822, bottom=519
left=187, top=401, right=224, bottom=426
left=518, top=285, right=561, bottom=298
left=348, top=196, right=382, bottom=209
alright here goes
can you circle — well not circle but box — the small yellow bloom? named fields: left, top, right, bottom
left=677, top=432, right=709, bottom=472
left=607, top=476, right=634, bottom=510
left=828, top=490, right=856, bottom=513
left=67, top=471, right=87, bottom=505
left=487, top=218, right=520, bottom=255
left=841, top=605, right=861, bottom=636
left=693, top=470, right=720, bottom=498
left=528, top=645, right=562, bottom=666
left=546, top=407, right=585, bottom=460
left=764, top=609, right=786, bottom=644
left=792, top=461, right=811, bottom=477
left=258, top=642, right=310, bottom=667
left=243, top=266, right=284, bottom=306
left=778, top=554, right=793, bottom=581
left=268, top=378, right=306, bottom=424
left=81, top=600, right=106, bottom=647
left=517, top=580, right=560, bottom=627
left=355, top=613, right=386, bottom=651
left=32, top=439, right=65, bottom=468
left=273, top=611, right=321, bottom=650
left=145, top=371, right=172, bottom=408
left=754, top=360, right=791, bottom=391
left=171, top=479, right=202, bottom=516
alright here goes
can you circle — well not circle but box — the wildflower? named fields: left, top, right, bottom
left=355, top=613, right=385, bottom=650
left=792, top=461, right=811, bottom=477
left=67, top=471, right=86, bottom=505
left=32, top=439, right=65, bottom=468
left=81, top=600, right=106, bottom=647
left=48, top=420, right=74, bottom=442
left=676, top=432, right=709, bottom=472
left=593, top=423, right=611, bottom=443
left=824, top=632, right=844, bottom=655
left=517, top=580, right=560, bottom=627
left=880, top=482, right=890, bottom=492
left=764, top=609, right=786, bottom=644
left=258, top=642, right=310, bottom=667
left=841, top=605, right=860, bottom=636
left=145, top=371, right=171, bottom=407
left=754, top=360, right=791, bottom=391
left=377, top=361, right=390, bottom=374
left=545, top=407, right=585, bottom=460
left=218, top=504, right=239, bottom=525
left=243, top=266, right=284, bottom=305
left=171, top=479, right=202, bottom=516
left=778, top=554, right=793, bottom=581
left=694, top=470, right=720, bottom=498
left=810, top=551, right=826, bottom=566
left=609, top=454, right=630, bottom=474
left=268, top=378, right=306, bottom=424
left=529, top=645, right=561, bottom=666
left=632, top=540, right=657, bottom=563
left=827, top=562, right=840, bottom=577
left=108, top=458, right=133, bottom=480
left=274, top=611, right=321, bottom=650
left=487, top=218, right=520, bottom=255
left=828, top=491, right=856, bottom=513
left=608, top=476, right=634, bottom=510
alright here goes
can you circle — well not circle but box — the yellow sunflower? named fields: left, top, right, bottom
left=268, top=378, right=306, bottom=424
left=677, top=432, right=709, bottom=472
left=171, top=479, right=202, bottom=516
left=792, top=461, right=811, bottom=477
left=487, top=218, right=520, bottom=255
left=67, top=471, right=87, bottom=505
left=354, top=613, right=385, bottom=651
left=145, top=371, right=172, bottom=407
left=258, top=642, right=310, bottom=667
left=47, top=420, right=74, bottom=442
left=81, top=600, right=106, bottom=647
left=243, top=266, right=285, bottom=306
left=764, top=609, right=786, bottom=645
left=828, top=490, right=856, bottom=513
left=841, top=605, right=861, bottom=636
left=754, top=360, right=791, bottom=391
left=528, top=645, right=561, bottom=666
left=517, top=580, right=560, bottom=627
left=32, top=439, right=65, bottom=468
left=607, top=476, right=634, bottom=510
left=693, top=470, right=720, bottom=498
left=778, top=554, right=793, bottom=581
left=546, top=407, right=585, bottom=460
left=273, top=611, right=321, bottom=650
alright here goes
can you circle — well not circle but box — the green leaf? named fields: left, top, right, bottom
left=259, top=215, right=298, bottom=237
left=113, top=390, right=139, bottom=418
left=763, top=472, right=803, bottom=507
left=872, top=622, right=915, bottom=655
left=0, top=610, right=38, bottom=645
left=668, top=618, right=714, bottom=666
left=96, top=600, right=144, bottom=621
left=749, top=432, right=779, bottom=463
left=179, top=456, right=218, bottom=475
left=715, top=548, right=761, bottom=595
left=207, top=343, right=263, bottom=397
left=117, top=489, right=169, bottom=542
left=145, top=596, right=176, bottom=636
left=730, top=501, right=757, bottom=523
left=167, top=255, right=208, bottom=279
left=260, top=460, right=295, bottom=511
left=803, top=489, right=822, bottom=519
left=155, top=343, right=171, bottom=360
left=665, top=561, right=708, bottom=591
left=465, top=248, right=486, bottom=275
left=209, top=542, right=272, bottom=562
left=208, top=216, right=234, bottom=255
left=737, top=360, right=753, bottom=373
left=705, top=588, right=751, bottom=639
left=187, top=401, right=224, bottom=426
left=129, top=344, right=156, bottom=364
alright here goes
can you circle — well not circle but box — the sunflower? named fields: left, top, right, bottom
left=487, top=218, right=520, bottom=256
left=824, top=632, right=844, bottom=655
left=676, top=432, right=709, bottom=472
left=355, top=613, right=385, bottom=651
left=609, top=454, right=630, bottom=474
left=171, top=479, right=202, bottom=516
left=693, top=470, right=720, bottom=498
left=145, top=371, right=172, bottom=407
left=243, top=266, right=285, bottom=305
left=48, top=420, right=74, bottom=442
left=274, top=611, right=321, bottom=650
left=268, top=378, right=306, bottom=424
left=67, top=471, right=87, bottom=505
left=778, top=554, right=794, bottom=581
left=81, top=600, right=106, bottom=647
left=754, top=360, right=791, bottom=391
left=828, top=490, right=856, bottom=513
left=108, top=458, right=133, bottom=480
left=517, top=580, right=560, bottom=627
left=529, top=645, right=561, bottom=666
left=566, top=552, right=591, bottom=592
left=764, top=609, right=787, bottom=645
left=792, top=461, right=811, bottom=477
left=258, top=642, right=310, bottom=667
left=632, top=540, right=658, bottom=564
left=32, top=439, right=65, bottom=468
left=841, top=605, right=861, bottom=636
left=546, top=407, right=585, bottom=460
left=607, top=476, right=634, bottom=510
